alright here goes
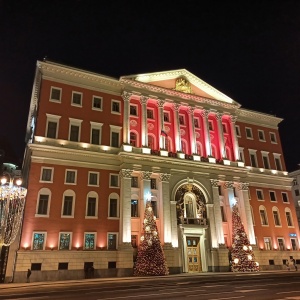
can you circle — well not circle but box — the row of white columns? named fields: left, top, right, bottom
left=122, top=92, right=240, bottom=160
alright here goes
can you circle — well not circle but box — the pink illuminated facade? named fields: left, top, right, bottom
left=9, top=60, right=299, bottom=282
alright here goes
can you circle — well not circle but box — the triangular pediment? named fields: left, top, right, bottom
left=121, top=69, right=240, bottom=106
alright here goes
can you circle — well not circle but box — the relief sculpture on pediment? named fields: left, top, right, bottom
left=174, top=77, right=193, bottom=94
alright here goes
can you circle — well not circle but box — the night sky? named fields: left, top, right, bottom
left=1, top=1, right=300, bottom=171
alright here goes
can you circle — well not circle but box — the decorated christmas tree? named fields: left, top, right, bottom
left=133, top=201, right=169, bottom=276
left=231, top=204, right=259, bottom=272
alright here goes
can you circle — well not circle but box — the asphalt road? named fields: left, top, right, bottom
left=0, top=271, right=299, bottom=300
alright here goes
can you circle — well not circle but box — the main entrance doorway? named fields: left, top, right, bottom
left=186, top=236, right=201, bottom=272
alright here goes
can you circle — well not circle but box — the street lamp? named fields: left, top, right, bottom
left=0, top=173, right=27, bottom=283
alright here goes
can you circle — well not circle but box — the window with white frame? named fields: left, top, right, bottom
left=291, top=238, right=298, bottom=250
left=109, top=193, right=119, bottom=218
left=258, top=130, right=265, bottom=141
left=36, top=188, right=51, bottom=216
left=90, top=122, right=103, bottom=145
left=130, top=105, right=138, bottom=116
left=68, top=118, right=82, bottom=142
left=285, top=209, right=293, bottom=226
left=282, top=192, right=289, bottom=203
left=235, top=125, right=241, bottom=137
left=65, top=169, right=77, bottom=184
left=238, top=148, right=245, bottom=162
left=270, top=132, right=277, bottom=143
left=46, top=114, right=61, bottom=139
left=261, top=151, right=270, bottom=169
left=59, top=232, right=72, bottom=250
left=110, top=125, right=121, bottom=147
left=88, top=172, right=99, bottom=186
left=111, top=99, right=121, bottom=114
left=249, top=150, right=258, bottom=167
left=273, top=154, right=282, bottom=171
left=50, top=87, right=61, bottom=103
left=32, top=232, right=46, bottom=250
left=264, top=237, right=272, bottom=250
left=259, top=206, right=268, bottom=225
left=110, top=174, right=119, bottom=188
left=272, top=208, right=281, bottom=226
left=84, top=232, right=96, bottom=250
left=92, top=96, right=103, bottom=110
left=269, top=191, right=276, bottom=202
left=40, top=167, right=53, bottom=182
left=86, top=192, right=98, bottom=218
left=245, top=127, right=253, bottom=139
left=147, top=109, right=154, bottom=119
left=61, top=190, right=75, bottom=217
left=71, top=91, right=82, bottom=106
left=107, top=233, right=117, bottom=250
left=256, top=189, right=264, bottom=200
left=277, top=238, right=285, bottom=250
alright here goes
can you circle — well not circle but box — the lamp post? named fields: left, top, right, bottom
left=0, top=173, right=27, bottom=283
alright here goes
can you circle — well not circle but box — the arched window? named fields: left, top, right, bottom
left=285, top=208, right=294, bottom=227
left=36, top=188, right=51, bottom=217
left=61, top=190, right=75, bottom=218
left=272, top=206, right=281, bottom=226
left=108, top=193, right=119, bottom=218
left=86, top=191, right=98, bottom=218
left=130, top=132, right=137, bottom=147
left=259, top=205, right=268, bottom=226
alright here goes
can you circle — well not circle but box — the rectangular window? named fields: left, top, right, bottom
left=163, top=112, right=170, bottom=122
left=131, top=176, right=138, bottom=188
left=65, top=170, right=76, bottom=184
left=37, top=195, right=49, bottom=215
left=270, top=132, right=277, bottom=143
left=194, top=118, right=200, bottom=128
left=58, top=263, right=68, bottom=270
left=151, top=200, right=158, bottom=218
left=278, top=238, right=285, bottom=250
left=110, top=174, right=119, bottom=187
left=245, top=127, right=253, bottom=139
left=151, top=178, right=157, bottom=189
left=59, top=233, right=71, bottom=250
left=50, top=87, right=61, bottom=102
left=111, top=132, right=119, bottom=147
left=274, top=157, right=282, bottom=171
left=273, top=211, right=281, bottom=226
left=108, top=233, right=117, bottom=250
left=262, top=153, right=270, bottom=169
left=208, top=121, right=214, bottom=131
left=111, top=100, right=120, bottom=113
left=238, top=148, right=245, bottom=162
left=70, top=125, right=79, bottom=142
left=250, top=153, right=258, bottom=167
left=91, top=128, right=100, bottom=145
left=295, top=189, right=300, bottom=196
left=33, top=232, right=46, bottom=250
left=235, top=125, right=241, bottom=137
left=258, top=130, right=265, bottom=141
left=31, top=263, right=42, bottom=270
left=92, top=96, right=102, bottom=110
left=282, top=192, right=289, bottom=203
left=256, top=189, right=264, bottom=200
left=269, top=191, right=276, bottom=202
left=218, top=185, right=222, bottom=196
left=131, top=200, right=138, bottom=217
left=220, top=206, right=227, bottom=222
left=46, top=121, right=57, bottom=138
left=286, top=212, right=293, bottom=226
left=179, top=115, right=185, bottom=125
left=260, top=209, right=268, bottom=225
left=84, top=233, right=96, bottom=250
left=291, top=238, right=297, bottom=250
left=72, top=92, right=82, bottom=106
left=41, top=168, right=53, bottom=182
left=222, top=123, right=227, bottom=133
left=88, top=172, right=99, bottom=186
left=264, top=237, right=272, bottom=250
left=130, top=105, right=138, bottom=116
left=109, top=198, right=118, bottom=217
left=87, top=197, right=96, bottom=217
left=63, top=196, right=73, bottom=216
left=147, top=109, right=154, bottom=119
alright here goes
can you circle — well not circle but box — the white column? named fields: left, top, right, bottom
left=173, top=103, right=181, bottom=152
left=230, top=115, right=239, bottom=161
left=122, top=91, right=131, bottom=144
left=216, top=113, right=225, bottom=159
left=239, top=183, right=256, bottom=244
left=140, top=96, right=148, bottom=147
left=223, top=181, right=235, bottom=244
left=157, top=99, right=165, bottom=149
left=159, top=173, right=172, bottom=245
left=188, top=106, right=196, bottom=154
left=210, top=179, right=225, bottom=245
left=170, top=201, right=178, bottom=247
left=119, top=169, right=132, bottom=247
left=140, top=171, right=152, bottom=230
left=200, top=109, right=212, bottom=156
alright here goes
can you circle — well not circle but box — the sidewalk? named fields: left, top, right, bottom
left=0, top=270, right=287, bottom=290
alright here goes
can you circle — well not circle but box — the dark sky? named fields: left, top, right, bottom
left=1, top=0, right=300, bottom=171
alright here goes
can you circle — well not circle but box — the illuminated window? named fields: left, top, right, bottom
left=84, top=233, right=96, bottom=250
left=131, top=199, right=138, bottom=217
left=291, top=238, right=298, bottom=250
left=108, top=233, right=117, bottom=250
left=264, top=237, right=272, bottom=250
left=32, top=232, right=46, bottom=250
left=59, top=233, right=72, bottom=250
left=277, top=238, right=285, bottom=250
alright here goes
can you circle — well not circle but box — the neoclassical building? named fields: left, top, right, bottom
left=8, top=60, right=299, bottom=282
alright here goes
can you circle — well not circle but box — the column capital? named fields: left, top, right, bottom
left=224, top=181, right=234, bottom=189
left=237, top=182, right=249, bottom=191
left=172, top=103, right=180, bottom=112
left=119, top=169, right=133, bottom=179
left=140, top=171, right=152, bottom=181
left=230, top=115, right=238, bottom=123
left=159, top=173, right=171, bottom=183
left=157, top=99, right=165, bottom=108
left=200, top=109, right=209, bottom=118
left=210, top=179, right=219, bottom=188
left=187, top=106, right=195, bottom=115
left=216, top=112, right=223, bottom=121
left=122, top=91, right=132, bottom=102
left=140, top=95, right=148, bottom=105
